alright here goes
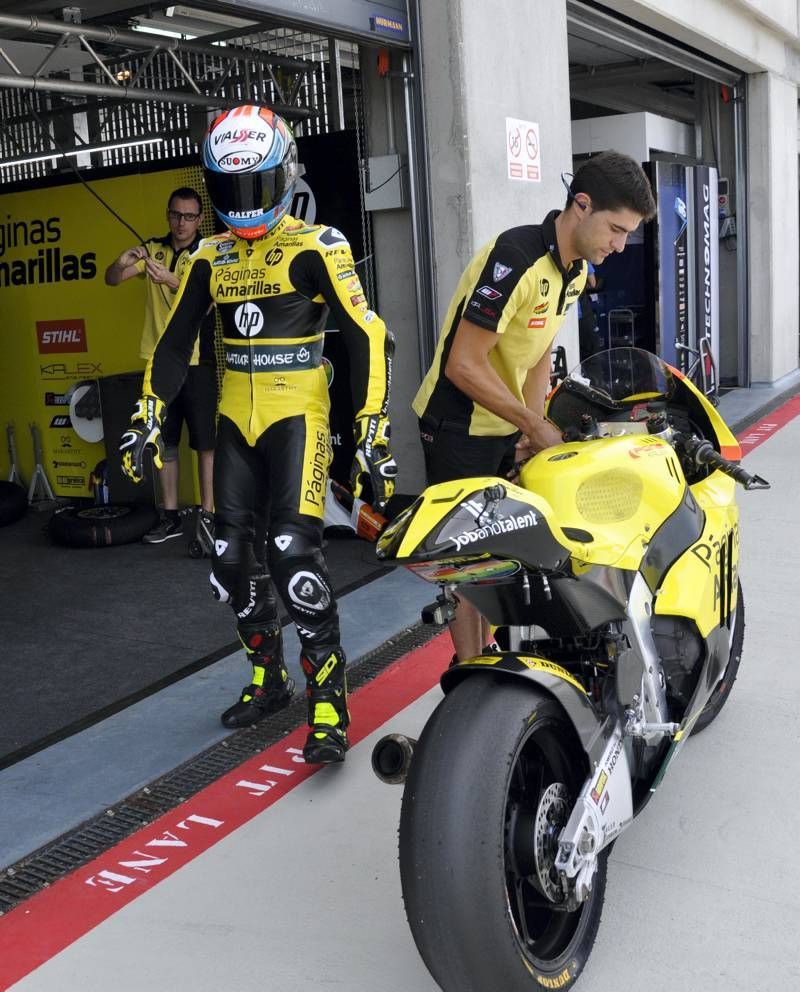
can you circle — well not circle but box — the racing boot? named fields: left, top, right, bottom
left=221, top=625, right=295, bottom=729
left=301, top=648, right=350, bottom=764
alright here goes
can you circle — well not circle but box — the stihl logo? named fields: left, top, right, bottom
left=36, top=318, right=87, bottom=354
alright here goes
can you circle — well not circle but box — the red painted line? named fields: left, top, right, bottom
left=736, top=394, right=800, bottom=452
left=0, top=633, right=451, bottom=989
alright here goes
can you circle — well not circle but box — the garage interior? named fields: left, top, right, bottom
left=0, top=1, right=402, bottom=767
left=0, top=0, right=749, bottom=767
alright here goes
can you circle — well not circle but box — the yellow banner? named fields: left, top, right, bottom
left=0, top=162, right=214, bottom=499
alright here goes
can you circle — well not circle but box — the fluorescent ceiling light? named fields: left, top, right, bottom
left=0, top=136, right=164, bottom=170
left=130, top=22, right=193, bottom=39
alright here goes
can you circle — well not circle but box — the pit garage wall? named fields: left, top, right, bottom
left=405, top=0, right=798, bottom=399
left=360, top=47, right=426, bottom=493
left=363, top=1, right=579, bottom=495
left=413, top=0, right=579, bottom=377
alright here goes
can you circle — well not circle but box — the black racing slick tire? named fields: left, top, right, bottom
left=399, top=677, right=606, bottom=992
left=691, top=580, right=745, bottom=735
left=48, top=502, right=159, bottom=548
left=0, top=481, right=27, bottom=526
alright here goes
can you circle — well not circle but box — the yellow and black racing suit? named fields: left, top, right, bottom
left=143, top=215, right=392, bottom=746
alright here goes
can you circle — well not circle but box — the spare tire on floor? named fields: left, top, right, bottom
left=48, top=502, right=159, bottom=547
left=0, top=481, right=28, bottom=526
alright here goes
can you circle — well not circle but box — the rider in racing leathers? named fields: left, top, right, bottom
left=120, top=105, right=397, bottom=764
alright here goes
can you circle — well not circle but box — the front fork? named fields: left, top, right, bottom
left=553, top=726, right=634, bottom=908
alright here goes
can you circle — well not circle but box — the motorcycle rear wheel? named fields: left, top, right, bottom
left=399, top=677, right=607, bottom=992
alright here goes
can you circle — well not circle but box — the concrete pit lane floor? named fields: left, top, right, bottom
left=1, top=390, right=799, bottom=992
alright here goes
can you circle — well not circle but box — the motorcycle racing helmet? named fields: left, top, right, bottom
left=202, top=105, right=298, bottom=239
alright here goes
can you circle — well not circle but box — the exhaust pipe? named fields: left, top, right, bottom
left=371, top=733, right=416, bottom=784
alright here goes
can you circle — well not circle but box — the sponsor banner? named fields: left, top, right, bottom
left=648, top=161, right=689, bottom=369
left=688, top=165, right=719, bottom=368
left=36, top=318, right=87, bottom=354
left=0, top=161, right=217, bottom=496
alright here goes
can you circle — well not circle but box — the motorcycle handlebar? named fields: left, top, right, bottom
left=674, top=434, right=771, bottom=490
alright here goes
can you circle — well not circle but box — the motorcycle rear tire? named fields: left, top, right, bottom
left=399, top=677, right=606, bottom=992
left=691, top=580, right=745, bottom=735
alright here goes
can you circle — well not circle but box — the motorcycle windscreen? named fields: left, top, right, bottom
left=548, top=347, right=677, bottom=431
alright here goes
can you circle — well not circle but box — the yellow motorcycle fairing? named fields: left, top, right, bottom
left=670, top=367, right=741, bottom=461
left=518, top=434, right=688, bottom=571
left=376, top=476, right=572, bottom=573
left=654, top=471, right=739, bottom=638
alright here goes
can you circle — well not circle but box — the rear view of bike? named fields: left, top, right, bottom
left=400, top=680, right=606, bottom=991
left=372, top=347, right=767, bottom=991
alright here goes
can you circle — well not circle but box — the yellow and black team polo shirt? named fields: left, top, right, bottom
left=413, top=210, right=586, bottom=436
left=136, top=232, right=211, bottom=365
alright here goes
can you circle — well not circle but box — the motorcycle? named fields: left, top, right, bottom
left=371, top=347, right=769, bottom=992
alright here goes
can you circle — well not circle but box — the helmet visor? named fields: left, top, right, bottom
left=205, top=151, right=296, bottom=219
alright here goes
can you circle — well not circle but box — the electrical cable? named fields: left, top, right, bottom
left=23, top=93, right=179, bottom=309
left=24, top=95, right=148, bottom=245
left=364, top=161, right=406, bottom=194
left=705, top=86, right=720, bottom=173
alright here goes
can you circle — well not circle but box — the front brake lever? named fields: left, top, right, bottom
left=744, top=474, right=770, bottom=491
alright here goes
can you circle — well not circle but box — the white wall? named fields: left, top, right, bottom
left=418, top=0, right=579, bottom=369
left=747, top=71, right=799, bottom=382
left=611, top=0, right=800, bottom=78
left=571, top=112, right=695, bottom=161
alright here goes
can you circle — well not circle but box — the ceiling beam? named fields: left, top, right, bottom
left=0, top=71, right=312, bottom=117
left=569, top=81, right=697, bottom=123
left=0, top=12, right=310, bottom=73
left=569, top=61, right=690, bottom=89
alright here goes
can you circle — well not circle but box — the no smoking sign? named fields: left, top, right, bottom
left=506, top=116, right=541, bottom=183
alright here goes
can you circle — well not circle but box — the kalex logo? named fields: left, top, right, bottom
left=36, top=318, right=87, bottom=354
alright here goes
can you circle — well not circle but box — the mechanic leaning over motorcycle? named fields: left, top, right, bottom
left=120, top=105, right=397, bottom=764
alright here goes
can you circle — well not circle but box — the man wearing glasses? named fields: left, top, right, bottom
left=105, top=187, right=216, bottom=544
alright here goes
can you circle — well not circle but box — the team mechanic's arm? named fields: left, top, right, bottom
left=104, top=245, right=148, bottom=285
left=518, top=346, right=563, bottom=455
left=445, top=239, right=562, bottom=453
left=446, top=324, right=561, bottom=453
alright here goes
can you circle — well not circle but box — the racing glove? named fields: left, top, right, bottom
left=350, top=413, right=397, bottom=511
left=120, top=394, right=166, bottom=483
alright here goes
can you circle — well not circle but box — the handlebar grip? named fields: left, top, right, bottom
left=678, top=435, right=770, bottom=490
